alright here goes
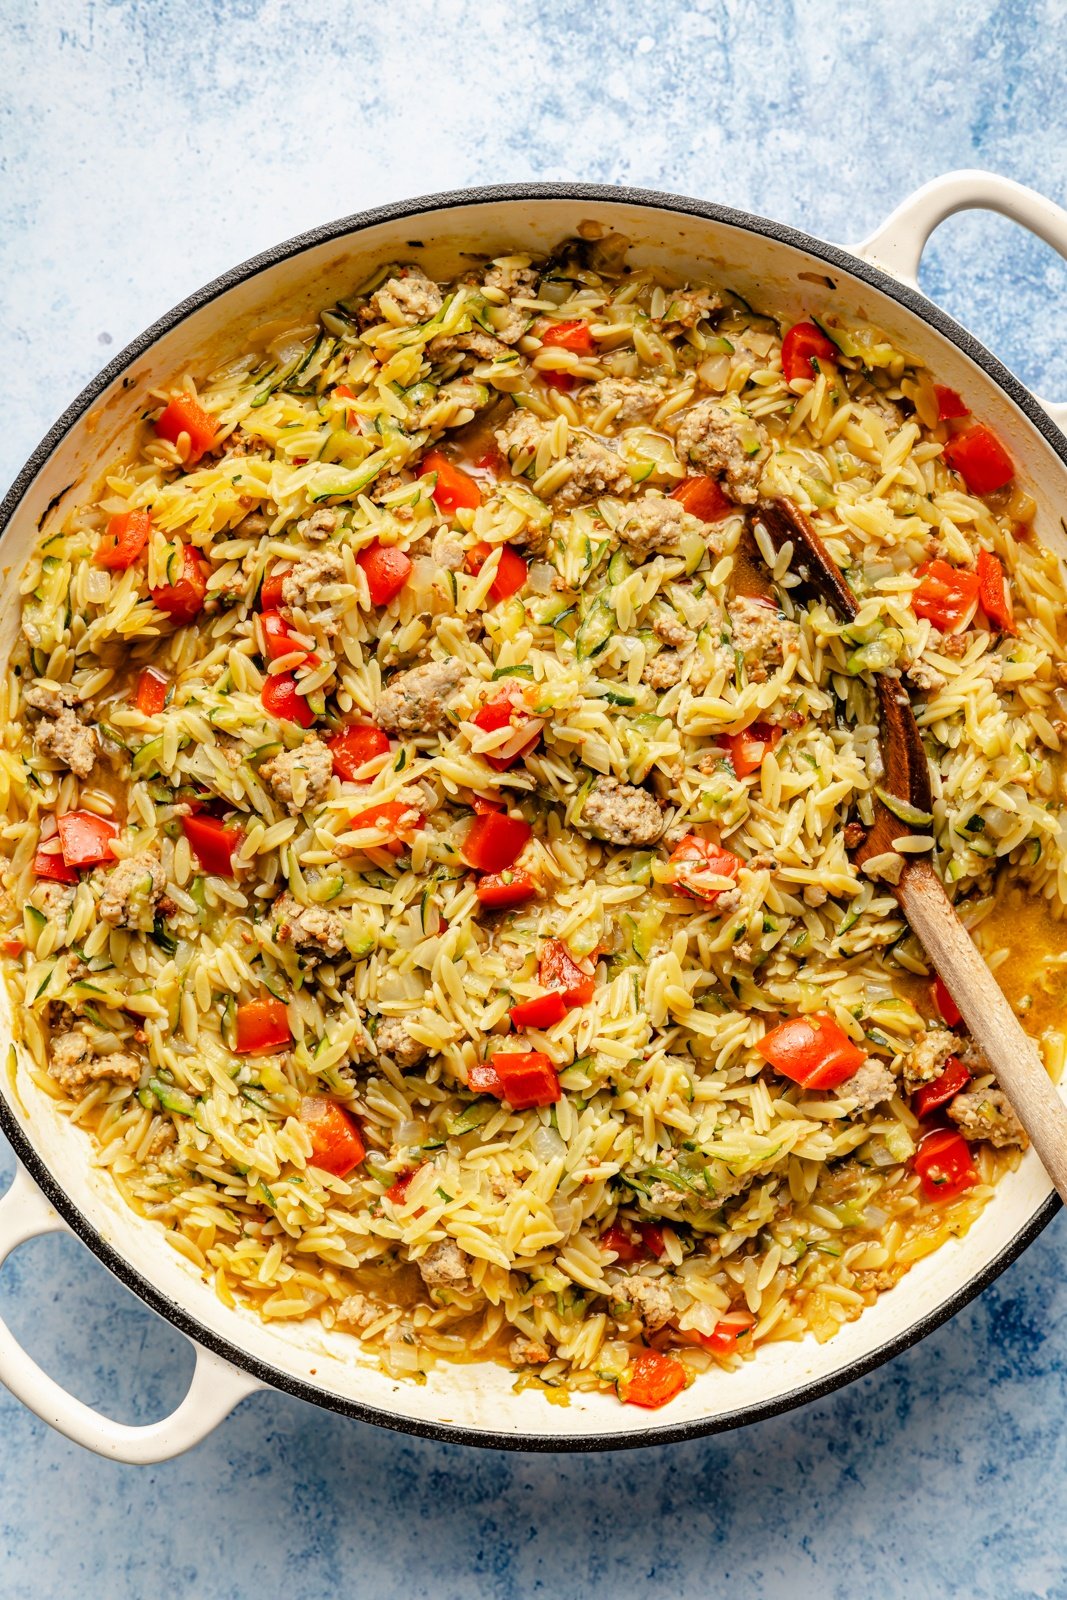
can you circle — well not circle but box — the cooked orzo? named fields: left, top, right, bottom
left=4, top=235, right=1065, bottom=1409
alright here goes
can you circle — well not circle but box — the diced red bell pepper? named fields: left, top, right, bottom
left=933, top=974, right=961, bottom=1028
left=472, top=1050, right=560, bottom=1109
left=357, top=541, right=412, bottom=606
left=463, top=809, right=531, bottom=873
left=475, top=869, right=539, bottom=910
left=1, top=936, right=24, bottom=958
left=541, top=370, right=579, bottom=392
left=641, top=1224, right=666, bottom=1259
left=260, top=610, right=319, bottom=666
left=418, top=449, right=482, bottom=515
left=150, top=546, right=209, bottom=626
left=667, top=836, right=742, bottom=903
left=619, top=1349, right=687, bottom=1410
left=350, top=799, right=424, bottom=857
left=155, top=392, right=218, bottom=463
left=95, top=509, right=152, bottom=571
left=57, top=810, right=118, bottom=869
left=182, top=814, right=242, bottom=876
left=466, top=541, right=529, bottom=603
left=781, top=321, right=837, bottom=383
left=670, top=475, right=733, bottom=522
left=236, top=996, right=291, bottom=1055
left=600, top=1225, right=643, bottom=1262
left=913, top=1055, right=971, bottom=1119
left=259, top=571, right=285, bottom=610
left=384, top=1166, right=418, bottom=1203
left=539, top=938, right=595, bottom=1006
left=910, top=559, right=980, bottom=633
left=298, top=1094, right=365, bottom=1177
left=943, top=424, right=1014, bottom=496
left=726, top=722, right=781, bottom=778
left=33, top=845, right=78, bottom=883
left=470, top=690, right=542, bottom=771
left=934, top=385, right=970, bottom=421
left=262, top=671, right=314, bottom=728
left=508, top=990, right=569, bottom=1031
left=913, top=1127, right=979, bottom=1200
left=328, top=724, right=390, bottom=781
left=689, top=1312, right=757, bottom=1354
left=541, top=319, right=596, bottom=358
left=333, top=382, right=358, bottom=429
left=976, top=549, right=1015, bottom=634
left=757, top=1011, right=866, bottom=1091
left=134, top=667, right=169, bottom=715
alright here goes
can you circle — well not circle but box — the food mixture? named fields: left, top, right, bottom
left=4, top=231, right=1064, bottom=1410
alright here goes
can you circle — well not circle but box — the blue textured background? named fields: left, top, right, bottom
left=3, top=3, right=1067, bottom=1596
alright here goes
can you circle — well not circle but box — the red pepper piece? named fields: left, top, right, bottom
left=155, top=392, right=218, bottom=463
left=934, top=385, right=969, bottom=421
left=357, top=541, right=413, bottom=606
left=299, top=1094, right=365, bottom=1177
left=944, top=424, right=1014, bottom=496
left=475, top=869, right=539, bottom=910
left=480, top=1050, right=560, bottom=1109
left=57, top=810, right=118, bottom=869
left=261, top=671, right=314, bottom=728
left=619, top=1349, right=686, bottom=1409
left=418, top=449, right=482, bottom=514
left=182, top=814, right=242, bottom=877
left=757, top=1012, right=866, bottom=1091
left=726, top=722, right=781, bottom=778
left=462, top=810, right=531, bottom=873
left=933, top=974, right=961, bottom=1028
left=134, top=667, right=169, bottom=715
left=150, top=546, right=209, bottom=626
left=539, top=938, right=595, bottom=1006
left=670, top=475, right=733, bottom=522
left=976, top=549, right=1015, bottom=633
left=910, top=559, right=981, bottom=633
left=95, top=509, right=152, bottom=570
left=667, top=837, right=742, bottom=903
left=328, top=724, right=390, bottom=781
left=350, top=799, right=424, bottom=857
left=466, top=542, right=529, bottom=603
left=913, top=1127, right=979, bottom=1200
left=236, top=997, right=292, bottom=1055
left=781, top=321, right=836, bottom=382
left=508, top=991, right=569, bottom=1031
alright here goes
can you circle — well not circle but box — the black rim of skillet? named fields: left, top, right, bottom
left=0, top=182, right=1063, bottom=1454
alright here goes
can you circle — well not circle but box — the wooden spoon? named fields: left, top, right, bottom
left=753, top=496, right=1067, bottom=1202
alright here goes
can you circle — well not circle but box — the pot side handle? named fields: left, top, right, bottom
left=0, top=1163, right=262, bottom=1463
left=857, top=169, right=1067, bottom=430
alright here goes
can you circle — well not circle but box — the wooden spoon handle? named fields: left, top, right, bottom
left=900, top=861, right=1067, bottom=1203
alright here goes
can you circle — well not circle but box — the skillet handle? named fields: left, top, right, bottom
left=0, top=1163, right=261, bottom=1462
left=856, top=169, right=1067, bottom=429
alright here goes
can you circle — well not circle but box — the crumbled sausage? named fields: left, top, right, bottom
left=553, top=433, right=634, bottom=509
left=843, top=822, right=867, bottom=850
left=418, top=1238, right=472, bottom=1292
left=296, top=509, right=338, bottom=543
left=623, top=1273, right=674, bottom=1331
left=49, top=1030, right=141, bottom=1092
left=375, top=657, right=466, bottom=734
left=374, top=1014, right=431, bottom=1071
left=581, top=776, right=664, bottom=846
left=509, top=1334, right=551, bottom=1365
left=616, top=495, right=698, bottom=560
left=907, top=657, right=948, bottom=694
left=674, top=399, right=769, bottom=504
left=837, top=1059, right=896, bottom=1111
left=272, top=891, right=346, bottom=961
left=431, top=527, right=466, bottom=571
left=362, top=266, right=443, bottom=328
left=902, top=1027, right=957, bottom=1091
left=260, top=735, right=333, bottom=814
left=22, top=680, right=82, bottom=716
left=588, top=377, right=662, bottom=425
left=428, top=328, right=511, bottom=364
left=335, top=1292, right=382, bottom=1332
left=653, top=611, right=694, bottom=649
left=483, top=258, right=540, bottom=300
left=33, top=709, right=99, bottom=779
left=662, top=286, right=723, bottom=329
left=728, top=596, right=798, bottom=682
left=643, top=650, right=685, bottom=691
left=280, top=547, right=346, bottom=608
left=97, top=850, right=166, bottom=929
left=948, top=1088, right=1028, bottom=1149
left=495, top=412, right=633, bottom=508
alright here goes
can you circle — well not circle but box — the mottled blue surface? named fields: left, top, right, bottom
left=2, top=3, right=1067, bottom=1596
